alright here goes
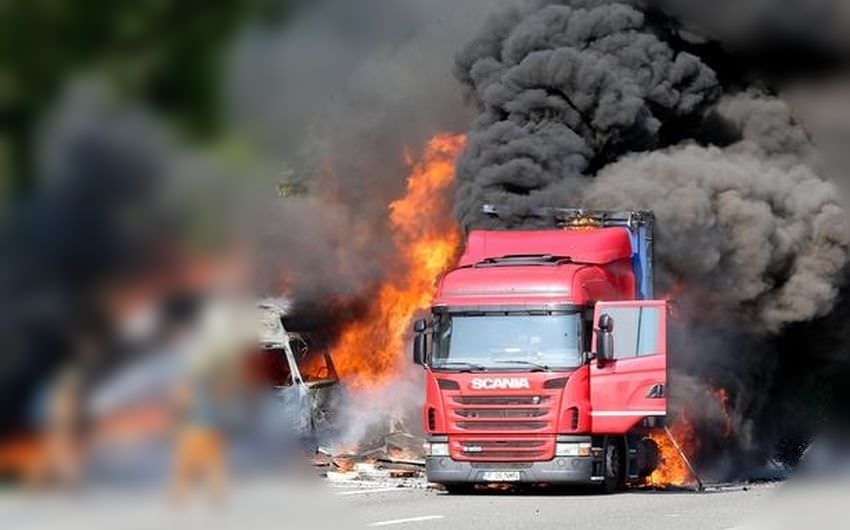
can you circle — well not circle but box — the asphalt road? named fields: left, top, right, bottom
left=0, top=478, right=776, bottom=530
left=334, top=483, right=773, bottom=530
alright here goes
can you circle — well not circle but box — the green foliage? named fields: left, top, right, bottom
left=0, top=0, right=299, bottom=194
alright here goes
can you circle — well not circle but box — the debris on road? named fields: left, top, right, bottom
left=314, top=431, right=428, bottom=489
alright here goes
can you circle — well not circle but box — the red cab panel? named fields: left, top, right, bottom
left=590, top=300, right=667, bottom=433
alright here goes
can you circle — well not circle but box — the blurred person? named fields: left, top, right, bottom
left=168, top=375, right=229, bottom=504
left=168, top=256, right=254, bottom=504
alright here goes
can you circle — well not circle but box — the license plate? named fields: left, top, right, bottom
left=480, top=471, right=521, bottom=482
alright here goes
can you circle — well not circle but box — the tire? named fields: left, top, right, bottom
left=637, top=437, right=660, bottom=477
left=442, top=483, right=475, bottom=495
left=602, top=438, right=625, bottom=494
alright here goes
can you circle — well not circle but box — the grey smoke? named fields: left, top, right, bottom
left=454, top=0, right=850, bottom=474
left=585, top=93, right=850, bottom=331
left=646, top=0, right=850, bottom=55
left=224, top=0, right=498, bottom=307
left=784, top=75, right=850, bottom=196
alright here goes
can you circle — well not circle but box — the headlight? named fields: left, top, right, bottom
left=426, top=442, right=450, bottom=457
left=555, top=442, right=591, bottom=457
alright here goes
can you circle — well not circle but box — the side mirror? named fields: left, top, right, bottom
left=598, top=313, right=614, bottom=333
left=412, top=318, right=427, bottom=365
left=413, top=335, right=426, bottom=365
left=597, top=313, right=614, bottom=365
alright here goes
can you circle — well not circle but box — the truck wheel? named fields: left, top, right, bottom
left=637, top=438, right=660, bottom=477
left=443, top=483, right=474, bottom=495
left=602, top=439, right=625, bottom=493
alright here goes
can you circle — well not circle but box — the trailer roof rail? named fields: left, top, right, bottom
left=481, top=204, right=654, bottom=231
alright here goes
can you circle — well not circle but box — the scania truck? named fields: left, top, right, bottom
left=413, top=207, right=666, bottom=492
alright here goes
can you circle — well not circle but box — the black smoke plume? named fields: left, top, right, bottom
left=454, top=0, right=850, bottom=478
left=0, top=83, right=175, bottom=435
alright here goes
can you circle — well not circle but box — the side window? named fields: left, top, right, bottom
left=603, top=306, right=661, bottom=359
left=636, top=307, right=660, bottom=356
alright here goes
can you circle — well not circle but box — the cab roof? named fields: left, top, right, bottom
left=458, top=228, right=632, bottom=267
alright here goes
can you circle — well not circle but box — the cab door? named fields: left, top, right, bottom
left=590, top=300, right=667, bottom=433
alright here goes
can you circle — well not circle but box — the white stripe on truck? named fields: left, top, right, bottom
left=590, top=410, right=667, bottom=416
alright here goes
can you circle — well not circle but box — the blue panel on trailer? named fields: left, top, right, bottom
left=638, top=224, right=652, bottom=299
left=625, top=224, right=652, bottom=300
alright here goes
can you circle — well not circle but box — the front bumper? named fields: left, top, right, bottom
left=425, top=435, right=596, bottom=485
left=425, top=435, right=602, bottom=484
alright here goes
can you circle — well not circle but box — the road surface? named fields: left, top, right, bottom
left=0, top=477, right=776, bottom=530
left=334, top=482, right=772, bottom=530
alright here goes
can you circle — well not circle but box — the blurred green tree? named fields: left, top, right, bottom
left=0, top=0, right=299, bottom=196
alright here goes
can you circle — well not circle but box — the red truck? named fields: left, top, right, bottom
left=413, top=207, right=667, bottom=492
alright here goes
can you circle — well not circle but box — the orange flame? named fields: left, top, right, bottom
left=331, top=133, right=466, bottom=388
left=645, top=385, right=733, bottom=487
left=645, top=413, right=698, bottom=487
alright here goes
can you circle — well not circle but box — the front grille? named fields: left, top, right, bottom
left=456, top=439, right=551, bottom=460
left=456, top=421, right=548, bottom=431
left=469, top=451, right=547, bottom=458
left=456, top=408, right=547, bottom=418
left=449, top=395, right=553, bottom=434
left=444, top=388, right=564, bottom=460
left=453, top=395, right=548, bottom=406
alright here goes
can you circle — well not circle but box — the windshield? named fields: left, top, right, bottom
left=431, top=312, right=582, bottom=370
left=290, top=336, right=336, bottom=383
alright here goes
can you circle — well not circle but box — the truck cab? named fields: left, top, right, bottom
left=257, top=301, right=343, bottom=441
left=413, top=209, right=667, bottom=492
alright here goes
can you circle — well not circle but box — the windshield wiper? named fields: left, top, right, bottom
left=494, top=360, right=551, bottom=372
left=433, top=361, right=488, bottom=372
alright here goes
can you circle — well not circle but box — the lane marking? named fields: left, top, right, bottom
left=336, top=487, right=408, bottom=496
left=369, top=515, right=445, bottom=526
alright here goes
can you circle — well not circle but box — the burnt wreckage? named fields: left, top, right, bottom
left=257, top=300, right=344, bottom=442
